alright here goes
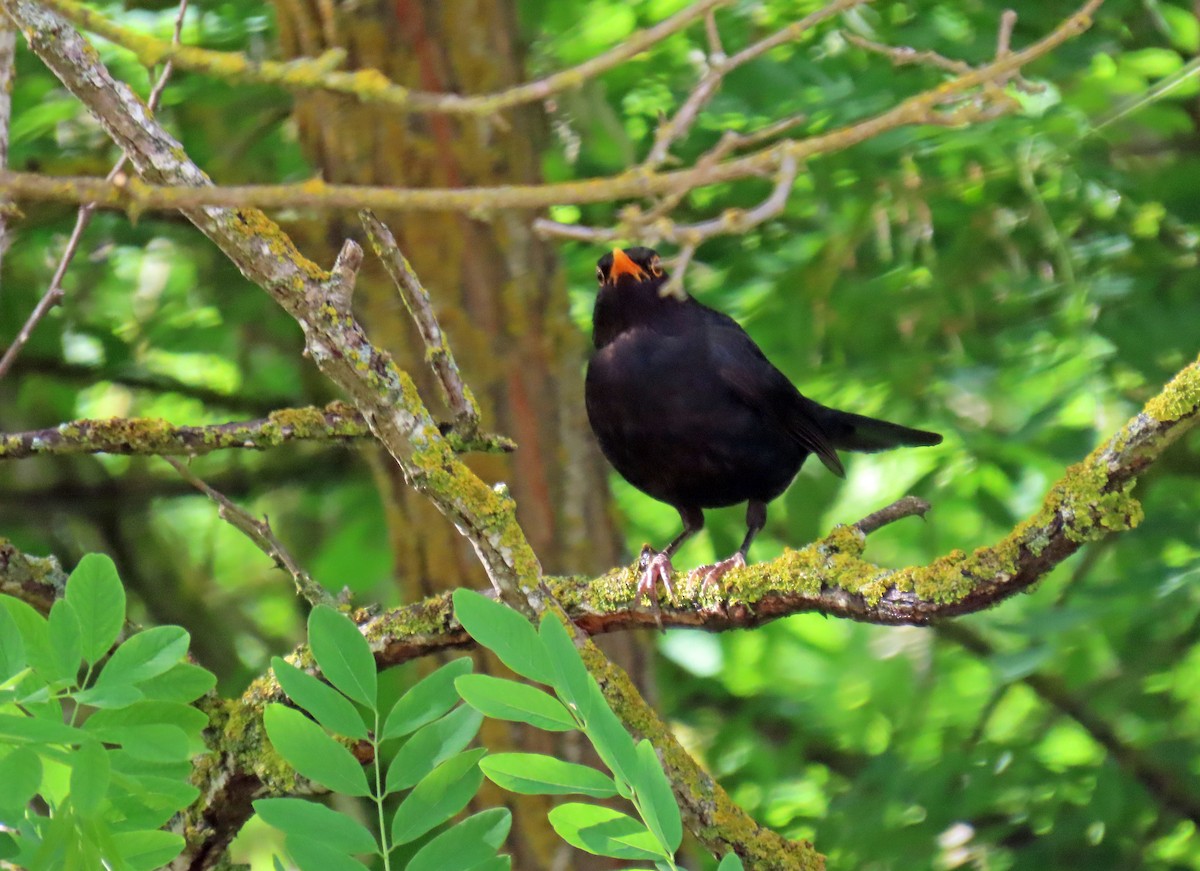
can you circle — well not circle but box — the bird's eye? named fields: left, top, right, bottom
left=650, top=257, right=663, bottom=277
left=596, top=267, right=605, bottom=283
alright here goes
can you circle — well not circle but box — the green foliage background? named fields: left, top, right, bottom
left=3, top=0, right=1200, bottom=868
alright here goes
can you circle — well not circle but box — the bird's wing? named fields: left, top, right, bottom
left=703, top=308, right=846, bottom=478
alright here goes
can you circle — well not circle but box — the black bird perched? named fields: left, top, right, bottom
left=585, top=246, right=942, bottom=600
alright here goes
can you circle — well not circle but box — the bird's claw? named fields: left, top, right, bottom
left=689, top=552, right=746, bottom=590
left=637, top=546, right=676, bottom=603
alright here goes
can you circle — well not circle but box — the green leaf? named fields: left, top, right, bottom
left=582, top=683, right=639, bottom=788
left=94, top=626, right=190, bottom=689
left=480, top=753, right=617, bottom=798
left=381, top=657, right=472, bottom=740
left=84, top=700, right=209, bottom=738
left=632, top=740, right=681, bottom=853
left=285, top=835, right=370, bottom=871
left=253, top=797, right=377, bottom=855
left=0, top=832, right=18, bottom=860
left=110, top=830, right=184, bottom=871
left=538, top=613, right=595, bottom=720
left=547, top=803, right=663, bottom=861
left=390, top=748, right=486, bottom=845
left=0, top=746, right=42, bottom=807
left=70, top=739, right=111, bottom=817
left=272, top=657, right=368, bottom=740
left=405, top=808, right=511, bottom=871
left=455, top=674, right=577, bottom=731
left=463, top=859, right=510, bottom=871
left=0, top=712, right=90, bottom=745
left=72, top=684, right=144, bottom=709
left=135, top=661, right=217, bottom=703
left=452, top=589, right=554, bottom=684
left=263, top=703, right=369, bottom=796
left=307, top=606, right=377, bottom=710
left=0, top=602, right=26, bottom=682
left=386, top=704, right=482, bottom=793
left=2, top=597, right=58, bottom=685
left=717, top=852, right=746, bottom=870
left=109, top=777, right=200, bottom=829
left=65, top=553, right=126, bottom=666
left=47, top=600, right=82, bottom=686
left=86, top=724, right=190, bottom=762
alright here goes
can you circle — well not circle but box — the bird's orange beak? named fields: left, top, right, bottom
left=609, top=248, right=647, bottom=282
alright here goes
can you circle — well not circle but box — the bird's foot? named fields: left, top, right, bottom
left=636, top=545, right=676, bottom=603
left=689, top=552, right=747, bottom=590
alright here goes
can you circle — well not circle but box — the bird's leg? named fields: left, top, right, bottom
left=638, top=507, right=704, bottom=604
left=692, top=500, right=766, bottom=589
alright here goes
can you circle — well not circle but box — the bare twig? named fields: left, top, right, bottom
left=844, top=32, right=972, bottom=75
left=644, top=0, right=868, bottom=168
left=996, top=10, right=1018, bottom=60
left=40, top=0, right=725, bottom=117
left=0, top=0, right=189, bottom=381
left=163, top=456, right=334, bottom=607
left=852, top=495, right=931, bottom=535
left=660, top=243, right=697, bottom=300
left=534, top=152, right=799, bottom=249
left=359, top=210, right=480, bottom=431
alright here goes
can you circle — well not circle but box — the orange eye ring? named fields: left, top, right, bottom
left=649, top=258, right=663, bottom=277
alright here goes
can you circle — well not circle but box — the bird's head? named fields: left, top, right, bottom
left=596, top=247, right=667, bottom=290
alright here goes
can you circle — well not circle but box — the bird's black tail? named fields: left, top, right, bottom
left=815, top=405, right=943, bottom=453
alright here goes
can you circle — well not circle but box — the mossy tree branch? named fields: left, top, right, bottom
left=36, top=0, right=727, bottom=117
left=0, top=402, right=514, bottom=460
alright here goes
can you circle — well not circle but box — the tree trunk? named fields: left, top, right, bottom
left=273, top=2, right=647, bottom=867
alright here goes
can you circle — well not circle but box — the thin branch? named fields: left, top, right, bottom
left=359, top=210, right=480, bottom=431
left=40, top=0, right=725, bottom=117
left=0, top=403, right=514, bottom=460
left=0, top=19, right=16, bottom=282
left=844, top=32, right=973, bottom=75
left=0, top=0, right=189, bottom=381
left=644, top=0, right=868, bottom=168
left=163, top=457, right=334, bottom=607
left=852, top=495, right=931, bottom=535
left=534, top=152, right=799, bottom=247
left=0, top=0, right=1103, bottom=216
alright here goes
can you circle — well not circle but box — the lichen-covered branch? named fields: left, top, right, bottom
left=0, top=0, right=1101, bottom=217
left=0, top=402, right=513, bottom=460
left=38, top=0, right=725, bottom=117
left=359, top=210, right=480, bottom=432
left=0, top=403, right=365, bottom=459
left=0, top=538, right=67, bottom=614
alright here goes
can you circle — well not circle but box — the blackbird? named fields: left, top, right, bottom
left=585, top=246, right=942, bottom=600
